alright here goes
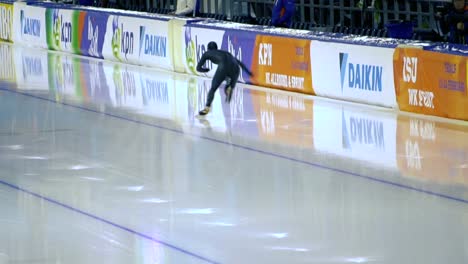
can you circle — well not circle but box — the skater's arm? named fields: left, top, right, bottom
left=196, top=53, right=210, bottom=72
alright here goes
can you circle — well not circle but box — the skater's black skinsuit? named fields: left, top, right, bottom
left=196, top=42, right=252, bottom=108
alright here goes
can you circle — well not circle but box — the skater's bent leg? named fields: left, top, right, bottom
left=199, top=71, right=226, bottom=116
left=205, top=71, right=225, bottom=107
left=225, top=70, right=239, bottom=103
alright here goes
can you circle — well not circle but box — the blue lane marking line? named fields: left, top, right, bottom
left=0, top=179, right=221, bottom=264
left=2, top=88, right=468, bottom=204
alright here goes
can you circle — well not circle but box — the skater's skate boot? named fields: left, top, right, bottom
left=225, top=86, right=233, bottom=103
left=198, top=106, right=211, bottom=116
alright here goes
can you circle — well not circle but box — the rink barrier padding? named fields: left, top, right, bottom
left=394, top=45, right=468, bottom=120
left=0, top=0, right=467, bottom=121
left=310, top=40, right=397, bottom=108
left=13, top=2, right=48, bottom=49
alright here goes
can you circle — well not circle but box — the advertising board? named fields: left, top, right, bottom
left=311, top=41, right=397, bottom=107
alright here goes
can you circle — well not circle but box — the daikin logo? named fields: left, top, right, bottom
left=139, top=26, right=167, bottom=57
left=339, top=52, right=383, bottom=92
left=20, top=10, right=41, bottom=37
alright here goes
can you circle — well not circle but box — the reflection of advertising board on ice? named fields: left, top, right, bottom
left=14, top=46, right=49, bottom=90
left=396, top=116, right=468, bottom=186
left=111, top=63, right=143, bottom=109
left=313, top=101, right=397, bottom=168
left=78, top=58, right=114, bottom=106
left=138, top=69, right=175, bottom=119
left=48, top=53, right=82, bottom=100
left=252, top=36, right=313, bottom=94
left=13, top=2, right=47, bottom=49
left=394, top=47, right=467, bottom=120
left=311, top=41, right=396, bottom=107
left=251, top=90, right=313, bottom=147
left=0, top=44, right=15, bottom=82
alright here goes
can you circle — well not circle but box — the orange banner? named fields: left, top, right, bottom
left=394, top=47, right=468, bottom=120
left=251, top=36, right=314, bottom=95
left=396, top=115, right=468, bottom=187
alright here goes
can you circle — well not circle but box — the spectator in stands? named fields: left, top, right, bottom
left=170, top=0, right=198, bottom=16
left=271, top=0, right=295, bottom=28
left=446, top=0, right=468, bottom=44
left=79, top=0, right=94, bottom=6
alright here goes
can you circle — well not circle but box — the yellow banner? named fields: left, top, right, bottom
left=0, top=3, right=13, bottom=42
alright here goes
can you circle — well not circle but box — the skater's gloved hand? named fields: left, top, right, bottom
left=197, top=67, right=210, bottom=73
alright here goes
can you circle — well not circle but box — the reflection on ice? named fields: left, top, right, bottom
left=69, top=165, right=93, bottom=170
left=140, top=198, right=170, bottom=204
left=202, top=221, right=236, bottom=227
left=18, top=155, right=48, bottom=160
left=0, top=145, right=24, bottom=150
left=80, top=177, right=105, bottom=181
left=269, top=246, right=310, bottom=252
left=266, top=233, right=288, bottom=239
left=177, top=208, right=215, bottom=215
left=115, top=186, right=144, bottom=192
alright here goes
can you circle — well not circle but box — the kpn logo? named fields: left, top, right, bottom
left=183, top=27, right=211, bottom=74
left=339, top=52, right=383, bottom=92
left=52, top=10, right=71, bottom=49
left=111, top=16, right=134, bottom=61
left=184, top=27, right=200, bottom=74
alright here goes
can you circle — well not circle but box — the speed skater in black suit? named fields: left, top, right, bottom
left=196, top=41, right=253, bottom=116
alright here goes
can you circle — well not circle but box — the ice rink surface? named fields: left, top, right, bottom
left=0, top=42, right=467, bottom=264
